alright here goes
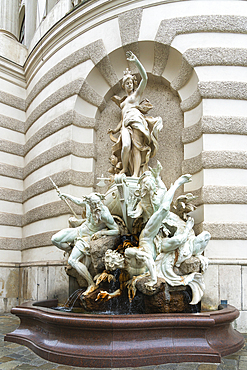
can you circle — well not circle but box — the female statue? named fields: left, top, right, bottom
left=108, top=51, right=163, bottom=177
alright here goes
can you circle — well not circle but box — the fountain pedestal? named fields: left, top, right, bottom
left=4, top=300, right=244, bottom=368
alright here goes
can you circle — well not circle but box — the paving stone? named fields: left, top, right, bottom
left=134, top=366, right=159, bottom=370
left=0, top=349, right=16, bottom=356
left=221, top=358, right=238, bottom=366
left=0, top=361, right=22, bottom=370
left=177, top=363, right=198, bottom=369
left=240, top=356, right=247, bottom=362
left=224, top=354, right=239, bottom=360
left=28, top=358, right=49, bottom=367
left=15, top=365, right=39, bottom=369
left=198, top=364, right=218, bottom=370
left=156, top=364, right=179, bottom=370
left=0, top=357, right=14, bottom=364
left=16, top=357, right=33, bottom=364
left=239, top=362, right=247, bottom=370
left=3, top=345, right=20, bottom=350
left=55, top=366, right=82, bottom=370
left=37, top=363, right=59, bottom=369
left=4, top=355, right=23, bottom=361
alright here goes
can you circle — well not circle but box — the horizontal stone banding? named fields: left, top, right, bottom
left=183, top=117, right=247, bottom=144
left=192, top=186, right=247, bottom=206
left=194, top=222, right=247, bottom=240
left=22, top=201, right=84, bottom=227
left=0, top=213, right=22, bottom=227
left=23, top=142, right=96, bottom=179
left=0, top=188, right=22, bottom=203
left=24, top=111, right=97, bottom=156
left=199, top=81, right=247, bottom=100
left=0, top=139, right=24, bottom=156
left=0, top=115, right=25, bottom=133
left=183, top=151, right=247, bottom=174
left=0, top=163, right=23, bottom=179
left=156, top=15, right=247, bottom=46
left=0, top=237, right=22, bottom=250
left=23, top=170, right=95, bottom=203
left=22, top=231, right=58, bottom=250
left=0, top=91, right=25, bottom=111
left=184, top=48, right=247, bottom=67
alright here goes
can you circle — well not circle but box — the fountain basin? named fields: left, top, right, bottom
left=4, top=300, right=244, bottom=368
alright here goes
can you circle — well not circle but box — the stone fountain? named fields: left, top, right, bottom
left=5, top=51, right=244, bottom=368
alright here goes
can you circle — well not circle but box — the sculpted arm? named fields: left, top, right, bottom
left=103, top=211, right=119, bottom=235
left=59, top=193, right=86, bottom=207
left=108, top=119, right=122, bottom=135
left=126, top=51, right=147, bottom=96
left=92, top=209, right=119, bottom=240
left=161, top=217, right=194, bottom=253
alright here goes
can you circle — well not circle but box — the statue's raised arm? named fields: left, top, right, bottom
left=126, top=51, right=147, bottom=97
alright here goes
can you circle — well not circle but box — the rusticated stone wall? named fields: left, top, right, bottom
left=0, top=0, right=247, bottom=331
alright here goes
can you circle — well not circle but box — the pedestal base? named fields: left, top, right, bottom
left=4, top=300, right=244, bottom=368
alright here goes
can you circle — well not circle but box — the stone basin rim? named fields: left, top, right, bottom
left=10, top=299, right=238, bottom=325
left=4, top=300, right=245, bottom=368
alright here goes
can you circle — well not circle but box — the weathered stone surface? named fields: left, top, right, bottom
left=175, top=256, right=201, bottom=276
left=65, top=265, right=87, bottom=288
left=135, top=277, right=167, bottom=296
left=90, top=235, right=122, bottom=273
left=144, top=285, right=199, bottom=314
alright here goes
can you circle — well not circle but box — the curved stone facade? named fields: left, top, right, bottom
left=0, top=0, right=247, bottom=331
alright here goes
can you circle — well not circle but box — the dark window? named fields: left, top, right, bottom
left=19, top=14, right=25, bottom=44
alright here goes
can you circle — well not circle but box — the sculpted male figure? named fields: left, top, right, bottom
left=51, top=192, right=119, bottom=295
left=125, top=174, right=192, bottom=289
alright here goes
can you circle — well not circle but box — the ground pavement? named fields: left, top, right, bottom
left=0, top=314, right=246, bottom=370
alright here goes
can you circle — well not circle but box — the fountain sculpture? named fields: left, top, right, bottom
left=5, top=51, right=244, bottom=368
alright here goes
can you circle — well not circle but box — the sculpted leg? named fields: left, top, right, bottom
left=121, top=127, right=131, bottom=174
left=125, top=247, right=157, bottom=290
left=132, top=129, right=144, bottom=177
left=51, top=228, right=77, bottom=252
left=68, top=243, right=95, bottom=295
left=132, top=145, right=141, bottom=177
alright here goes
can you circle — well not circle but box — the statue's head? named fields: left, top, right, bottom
left=83, top=193, right=105, bottom=222
left=104, top=249, right=125, bottom=271
left=122, top=68, right=137, bottom=93
left=137, top=171, right=157, bottom=196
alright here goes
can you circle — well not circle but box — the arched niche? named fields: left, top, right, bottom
left=83, top=42, right=202, bottom=192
